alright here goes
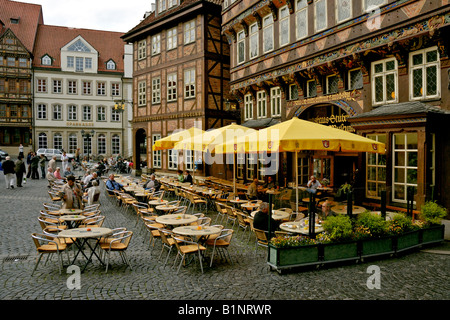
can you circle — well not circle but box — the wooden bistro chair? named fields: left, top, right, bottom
left=172, top=235, right=207, bottom=274
left=205, top=229, right=234, bottom=267
left=99, top=230, right=133, bottom=273
left=31, top=233, right=68, bottom=276
left=253, top=228, right=269, bottom=255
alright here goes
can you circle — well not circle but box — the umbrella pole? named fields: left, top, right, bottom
left=233, top=153, right=236, bottom=197
left=295, top=151, right=298, bottom=214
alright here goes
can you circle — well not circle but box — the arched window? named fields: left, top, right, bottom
left=98, top=134, right=106, bottom=155
left=38, top=132, right=47, bottom=149
left=68, top=133, right=77, bottom=153
left=53, top=133, right=62, bottom=150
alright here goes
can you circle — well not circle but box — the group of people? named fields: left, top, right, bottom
left=177, top=169, right=193, bottom=184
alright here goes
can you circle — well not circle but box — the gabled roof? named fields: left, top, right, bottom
left=349, top=102, right=450, bottom=120
left=32, top=24, right=125, bottom=73
left=0, top=0, right=43, bottom=53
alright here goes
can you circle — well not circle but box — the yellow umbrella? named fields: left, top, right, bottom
left=152, top=127, right=205, bottom=151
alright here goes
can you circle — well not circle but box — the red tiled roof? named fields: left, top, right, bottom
left=0, top=0, right=43, bottom=53
left=33, top=24, right=125, bottom=73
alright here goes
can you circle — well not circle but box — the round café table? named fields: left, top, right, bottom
left=59, top=214, right=86, bottom=229
left=251, top=210, right=290, bottom=221
left=149, top=199, right=168, bottom=206
left=331, top=205, right=366, bottom=215
left=155, top=214, right=198, bottom=226
left=58, top=227, right=112, bottom=272
left=172, top=225, right=222, bottom=238
left=241, top=202, right=260, bottom=211
left=52, top=208, right=84, bottom=216
left=279, top=218, right=324, bottom=236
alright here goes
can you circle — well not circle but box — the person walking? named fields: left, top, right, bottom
left=2, top=156, right=15, bottom=189
left=18, top=144, right=24, bottom=158
left=30, top=152, right=40, bottom=180
left=14, top=155, right=26, bottom=187
left=61, top=151, right=69, bottom=172
left=39, top=154, right=46, bottom=179
left=61, top=175, right=83, bottom=209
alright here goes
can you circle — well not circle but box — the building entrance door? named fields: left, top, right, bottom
left=334, top=155, right=358, bottom=188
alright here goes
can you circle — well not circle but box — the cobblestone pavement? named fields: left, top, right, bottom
left=0, top=169, right=449, bottom=303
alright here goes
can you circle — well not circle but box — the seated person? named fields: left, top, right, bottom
left=247, top=178, right=258, bottom=200
left=306, top=175, right=322, bottom=194
left=46, top=167, right=64, bottom=186
left=252, top=202, right=280, bottom=233
left=183, top=170, right=193, bottom=184
left=263, top=176, right=279, bottom=190
left=144, top=174, right=161, bottom=191
left=105, top=173, right=123, bottom=191
left=84, top=172, right=99, bottom=190
left=85, top=180, right=101, bottom=205
left=64, top=166, right=74, bottom=177
left=53, top=167, right=63, bottom=180
left=177, top=169, right=184, bottom=182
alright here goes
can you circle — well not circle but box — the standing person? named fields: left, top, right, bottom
left=39, top=154, right=46, bottom=179
left=48, top=156, right=57, bottom=172
left=2, top=156, right=15, bottom=189
left=61, top=175, right=83, bottom=209
left=18, top=144, right=24, bottom=158
left=30, top=152, right=40, bottom=180
left=26, top=151, right=32, bottom=178
left=14, top=155, right=26, bottom=187
left=61, top=151, right=69, bottom=173
left=75, top=148, right=80, bottom=163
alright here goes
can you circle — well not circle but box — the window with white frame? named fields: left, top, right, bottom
left=152, top=34, right=161, bottom=55
left=297, top=155, right=310, bottom=185
left=237, top=30, right=245, bottom=65
left=152, top=78, right=161, bottom=104
left=167, top=73, right=177, bottom=102
left=372, top=58, right=398, bottom=105
left=19, top=58, right=27, bottom=67
left=98, top=134, right=106, bottom=154
left=315, top=0, right=327, bottom=32
left=52, top=104, right=62, bottom=120
left=42, top=55, right=51, bottom=66
left=244, top=94, right=253, bottom=121
left=336, top=0, right=352, bottom=23
left=97, top=106, right=106, bottom=121
left=364, top=0, right=386, bottom=11
left=168, top=149, right=178, bottom=170
left=263, top=14, right=274, bottom=53
left=97, top=82, right=106, bottom=96
left=366, top=134, right=386, bottom=199
left=296, top=0, right=308, bottom=40
left=410, top=47, right=440, bottom=100
left=111, top=83, right=120, bottom=96
left=83, top=135, right=92, bottom=155
left=270, top=87, right=281, bottom=117
left=82, top=81, right=91, bottom=95
left=82, top=105, right=92, bottom=121
left=68, top=134, right=77, bottom=154
left=185, top=150, right=193, bottom=171
left=106, top=60, right=115, bottom=70
left=53, top=80, right=62, bottom=94
left=307, top=79, right=317, bottom=97
left=167, top=27, right=177, bottom=50
left=112, top=135, right=120, bottom=155
left=237, top=153, right=245, bottom=179
left=53, top=133, right=63, bottom=151
left=279, top=6, right=290, bottom=47
left=68, top=105, right=77, bottom=121
left=38, top=133, right=47, bottom=149
left=246, top=153, right=257, bottom=180
left=152, top=134, right=162, bottom=168
left=257, top=91, right=267, bottom=119
left=348, top=68, right=363, bottom=90
left=67, top=56, right=74, bottom=68
left=184, top=20, right=195, bottom=44
left=184, top=69, right=195, bottom=98
left=37, top=79, right=47, bottom=93
left=138, top=40, right=146, bottom=60
left=75, top=57, right=84, bottom=72
left=392, top=133, right=418, bottom=203
left=111, top=107, right=120, bottom=122
left=289, top=84, right=299, bottom=100
left=37, top=104, right=47, bottom=119
left=326, top=74, right=339, bottom=94
left=85, top=58, right=92, bottom=70
left=68, top=80, right=77, bottom=94
left=168, top=0, right=177, bottom=9
left=138, top=81, right=146, bottom=106
left=159, top=0, right=166, bottom=13
left=249, top=23, right=259, bottom=59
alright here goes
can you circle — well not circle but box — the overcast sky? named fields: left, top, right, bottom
left=18, top=0, right=155, bottom=33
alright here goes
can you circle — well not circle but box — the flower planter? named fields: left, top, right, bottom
left=420, top=224, right=445, bottom=246
left=320, top=241, right=359, bottom=263
left=360, top=236, right=395, bottom=258
left=395, top=230, right=421, bottom=253
left=268, top=244, right=320, bottom=271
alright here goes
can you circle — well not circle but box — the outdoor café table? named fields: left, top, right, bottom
left=279, top=218, right=324, bottom=236
left=229, top=199, right=248, bottom=208
left=265, top=189, right=281, bottom=195
left=155, top=204, right=179, bottom=214
left=172, top=225, right=222, bottom=243
left=251, top=210, right=290, bottom=221
left=149, top=199, right=168, bottom=206
left=241, top=202, right=260, bottom=211
left=155, top=214, right=198, bottom=227
left=59, top=214, right=86, bottom=229
left=58, top=227, right=112, bottom=272
left=331, top=205, right=366, bottom=215
left=51, top=208, right=84, bottom=216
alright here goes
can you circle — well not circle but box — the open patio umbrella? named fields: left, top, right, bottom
left=152, top=127, right=205, bottom=151
left=173, top=123, right=256, bottom=195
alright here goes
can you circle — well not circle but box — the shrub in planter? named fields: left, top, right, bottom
left=355, top=211, right=389, bottom=238
left=269, top=235, right=321, bottom=267
left=322, top=215, right=353, bottom=242
left=321, top=215, right=358, bottom=262
left=387, top=213, right=421, bottom=252
left=420, top=201, right=447, bottom=226
left=356, top=212, right=394, bottom=257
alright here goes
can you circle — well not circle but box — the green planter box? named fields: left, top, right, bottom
left=395, top=230, right=421, bottom=253
left=421, top=225, right=445, bottom=245
left=360, top=236, right=395, bottom=258
left=268, top=244, right=320, bottom=270
left=321, top=241, right=359, bottom=263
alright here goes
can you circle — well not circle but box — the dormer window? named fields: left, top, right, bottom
left=10, top=18, right=19, bottom=24
left=41, top=55, right=52, bottom=66
left=106, top=60, right=116, bottom=70
left=68, top=39, right=91, bottom=52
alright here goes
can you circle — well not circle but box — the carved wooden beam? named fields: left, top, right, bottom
left=268, top=1, right=278, bottom=21
left=286, top=0, right=295, bottom=14
left=252, top=12, right=262, bottom=30
left=239, top=19, right=249, bottom=37
left=273, top=76, right=287, bottom=95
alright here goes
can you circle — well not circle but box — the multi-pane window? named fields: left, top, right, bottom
left=184, top=20, right=195, bottom=44
left=237, top=153, right=245, bottom=179
left=152, top=134, right=162, bottom=168
left=19, top=80, right=28, bottom=93
left=168, top=0, right=177, bottom=9
left=349, top=68, right=363, bottom=90
left=111, top=107, right=120, bottom=122
left=244, top=94, right=253, bottom=121
left=184, top=69, right=195, bottom=98
left=83, top=105, right=92, bottom=121
left=111, top=83, right=120, bottom=96
left=307, top=80, right=317, bottom=97
left=326, top=74, right=339, bottom=94
left=37, top=79, right=47, bottom=93
left=53, top=133, right=63, bottom=151
left=296, top=0, right=308, bottom=40
left=315, top=0, right=327, bottom=32
left=82, top=81, right=91, bottom=95
left=237, top=30, right=245, bottom=65
left=138, top=81, right=146, bottom=106
left=410, top=47, right=440, bottom=100
left=83, top=136, right=92, bottom=155
left=270, top=87, right=281, bottom=117
left=152, top=34, right=161, bottom=55
left=106, top=60, right=115, bottom=70
left=279, top=6, right=290, bottom=47
left=68, top=105, right=77, bottom=121
left=0, top=79, right=4, bottom=92
left=97, top=82, right=106, bottom=96
left=152, top=78, right=161, bottom=104
left=97, top=106, right=106, bottom=121
left=185, top=150, right=194, bottom=171
left=75, top=57, right=84, bottom=72
left=9, top=105, right=18, bottom=118
left=67, top=56, right=74, bottom=68
left=53, top=105, right=62, bottom=120
left=42, top=55, right=51, bottom=66
left=336, top=0, right=352, bottom=23
left=138, top=40, right=146, bottom=60
left=85, top=58, right=92, bottom=70
left=53, top=80, right=62, bottom=94
left=37, top=104, right=47, bottom=119
left=68, top=134, right=77, bottom=154
left=38, top=133, right=47, bottom=149
left=167, top=27, right=177, bottom=50
left=393, top=133, right=418, bottom=203
left=7, top=57, right=15, bottom=67
left=68, top=80, right=77, bottom=94
left=297, top=155, right=310, bottom=185
left=168, top=149, right=178, bottom=170
left=289, top=84, right=299, bottom=100
left=257, top=91, right=267, bottom=119
left=366, top=134, right=386, bottom=199
left=98, top=134, right=106, bottom=155
left=167, top=73, right=177, bottom=102
left=112, top=135, right=120, bottom=155
left=21, top=106, right=29, bottom=118
left=159, top=0, right=166, bottom=12
left=19, top=58, right=27, bottom=67
left=372, top=58, right=397, bottom=105
left=249, top=23, right=259, bottom=59
left=246, top=153, right=257, bottom=180
left=263, top=14, right=274, bottom=53
left=8, top=79, right=16, bottom=92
